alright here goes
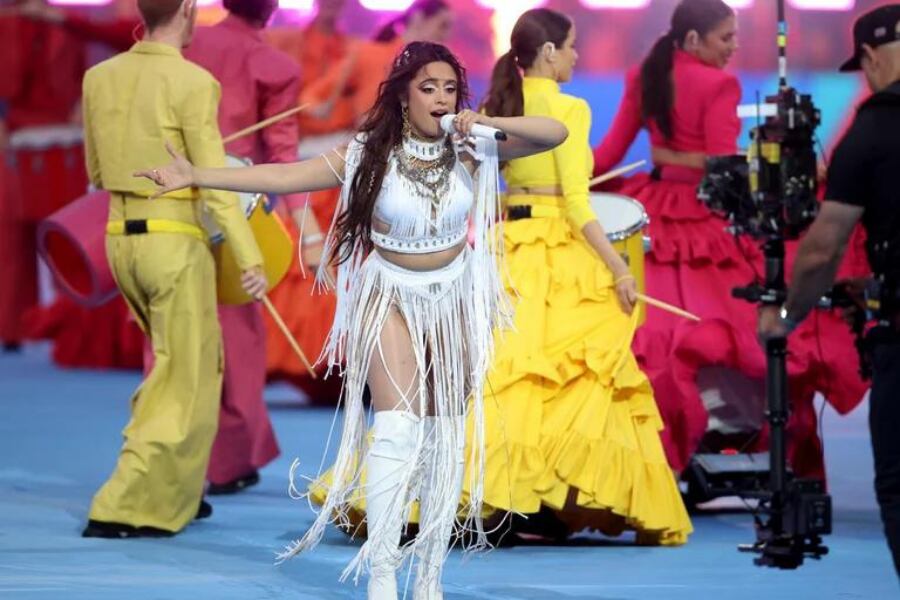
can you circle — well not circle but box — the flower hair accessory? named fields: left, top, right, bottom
left=394, top=47, right=413, bottom=69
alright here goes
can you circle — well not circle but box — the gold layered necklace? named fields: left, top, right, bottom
left=395, top=132, right=456, bottom=210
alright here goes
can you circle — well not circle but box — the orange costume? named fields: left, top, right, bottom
left=262, top=27, right=403, bottom=401
left=299, top=37, right=405, bottom=129
left=267, top=23, right=356, bottom=137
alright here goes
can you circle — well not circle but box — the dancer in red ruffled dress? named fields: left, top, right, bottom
left=593, top=0, right=868, bottom=480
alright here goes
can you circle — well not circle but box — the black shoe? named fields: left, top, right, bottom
left=207, top=470, right=260, bottom=495
left=134, top=526, right=176, bottom=538
left=196, top=499, right=213, bottom=520
left=82, top=520, right=174, bottom=539
left=2, top=342, right=22, bottom=353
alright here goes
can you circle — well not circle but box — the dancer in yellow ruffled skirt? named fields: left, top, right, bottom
left=472, top=8, right=692, bottom=545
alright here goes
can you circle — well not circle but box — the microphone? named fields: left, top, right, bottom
left=440, top=114, right=508, bottom=141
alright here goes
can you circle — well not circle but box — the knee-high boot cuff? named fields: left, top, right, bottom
left=365, top=411, right=421, bottom=600
left=414, top=416, right=465, bottom=600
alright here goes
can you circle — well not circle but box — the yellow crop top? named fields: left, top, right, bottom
left=502, top=77, right=596, bottom=230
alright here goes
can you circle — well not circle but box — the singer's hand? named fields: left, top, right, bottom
left=133, top=141, right=195, bottom=198
left=452, top=110, right=494, bottom=139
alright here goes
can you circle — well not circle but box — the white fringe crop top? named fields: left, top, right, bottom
left=327, top=134, right=474, bottom=255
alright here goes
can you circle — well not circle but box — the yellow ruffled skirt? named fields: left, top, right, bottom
left=467, top=215, right=692, bottom=545
left=309, top=214, right=692, bottom=545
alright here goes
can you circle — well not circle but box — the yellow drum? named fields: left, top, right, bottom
left=590, top=192, right=650, bottom=324
left=202, top=155, right=294, bottom=305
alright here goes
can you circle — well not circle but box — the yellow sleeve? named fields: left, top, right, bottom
left=81, top=74, right=102, bottom=188
left=180, top=78, right=263, bottom=271
left=552, top=99, right=595, bottom=230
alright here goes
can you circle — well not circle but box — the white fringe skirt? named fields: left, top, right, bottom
left=278, top=246, right=494, bottom=582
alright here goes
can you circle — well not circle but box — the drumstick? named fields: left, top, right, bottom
left=223, top=104, right=310, bottom=144
left=589, top=160, right=646, bottom=187
left=636, top=292, right=701, bottom=322
left=262, top=296, right=318, bottom=379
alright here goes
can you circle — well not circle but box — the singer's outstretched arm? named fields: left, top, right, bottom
left=134, top=141, right=348, bottom=198
left=495, top=115, right=568, bottom=160
left=136, top=113, right=567, bottom=197
left=450, top=110, right=568, bottom=161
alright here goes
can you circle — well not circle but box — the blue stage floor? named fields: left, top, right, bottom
left=1, top=344, right=895, bottom=599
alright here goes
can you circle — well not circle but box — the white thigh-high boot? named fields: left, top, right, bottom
left=414, top=416, right=466, bottom=600
left=366, top=411, right=420, bottom=600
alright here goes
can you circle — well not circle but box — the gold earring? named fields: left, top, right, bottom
left=402, top=105, right=411, bottom=137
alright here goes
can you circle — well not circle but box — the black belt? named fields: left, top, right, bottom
left=506, top=205, right=533, bottom=221
left=107, top=218, right=207, bottom=241
left=124, top=219, right=149, bottom=235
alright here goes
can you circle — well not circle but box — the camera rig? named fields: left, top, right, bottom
left=700, top=88, right=820, bottom=240
left=695, top=0, right=831, bottom=570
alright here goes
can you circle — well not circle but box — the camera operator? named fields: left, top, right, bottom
left=758, top=4, right=900, bottom=575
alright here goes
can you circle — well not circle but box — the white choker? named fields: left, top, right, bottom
left=402, top=134, right=449, bottom=162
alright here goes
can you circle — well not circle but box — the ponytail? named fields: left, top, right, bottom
left=482, top=51, right=523, bottom=118
left=640, top=0, right=735, bottom=140
left=640, top=32, right=677, bottom=140
left=481, top=8, right=571, bottom=117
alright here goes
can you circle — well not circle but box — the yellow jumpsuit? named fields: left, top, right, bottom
left=82, top=41, right=263, bottom=533
left=467, top=76, right=692, bottom=544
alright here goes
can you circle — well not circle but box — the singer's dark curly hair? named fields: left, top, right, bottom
left=333, top=42, right=470, bottom=263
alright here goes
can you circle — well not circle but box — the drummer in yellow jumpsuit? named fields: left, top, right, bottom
left=80, top=0, right=266, bottom=538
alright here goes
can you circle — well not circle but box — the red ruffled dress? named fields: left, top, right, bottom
left=593, top=51, right=868, bottom=479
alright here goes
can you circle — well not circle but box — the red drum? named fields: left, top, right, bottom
left=8, top=125, right=88, bottom=222
left=37, top=153, right=293, bottom=308
left=37, top=190, right=117, bottom=308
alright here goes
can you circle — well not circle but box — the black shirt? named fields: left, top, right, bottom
left=826, top=80, right=900, bottom=275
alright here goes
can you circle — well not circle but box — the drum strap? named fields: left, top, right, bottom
left=106, top=219, right=207, bottom=242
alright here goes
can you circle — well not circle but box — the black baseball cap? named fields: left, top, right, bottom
left=840, top=4, right=900, bottom=72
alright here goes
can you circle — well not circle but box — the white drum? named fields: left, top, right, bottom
left=201, top=154, right=265, bottom=243
left=590, top=193, right=649, bottom=323
left=8, top=124, right=84, bottom=151
left=589, top=192, right=649, bottom=243
left=297, top=130, right=354, bottom=161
